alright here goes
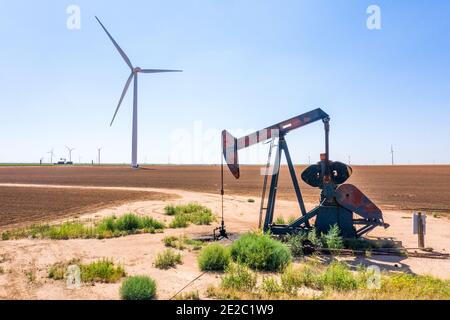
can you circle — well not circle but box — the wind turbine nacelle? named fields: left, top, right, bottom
left=133, top=67, right=142, bottom=73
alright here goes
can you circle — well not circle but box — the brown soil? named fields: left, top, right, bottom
left=0, top=186, right=176, bottom=230
left=0, top=165, right=449, bottom=214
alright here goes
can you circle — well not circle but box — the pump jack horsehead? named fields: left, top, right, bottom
left=222, top=108, right=387, bottom=238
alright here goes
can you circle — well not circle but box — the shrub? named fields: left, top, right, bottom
left=163, top=236, right=186, bottom=250
left=154, top=249, right=183, bottom=269
left=247, top=199, right=255, bottom=203
left=95, top=214, right=165, bottom=237
left=280, top=266, right=305, bottom=293
left=184, top=238, right=204, bottom=250
left=115, top=214, right=141, bottom=231
left=97, top=216, right=116, bottom=233
left=280, top=262, right=325, bottom=293
left=4, top=214, right=165, bottom=240
left=48, top=264, right=66, bottom=280
left=198, top=244, right=231, bottom=271
left=286, top=234, right=306, bottom=257
left=381, top=273, right=450, bottom=299
left=48, top=259, right=124, bottom=283
left=163, top=235, right=204, bottom=251
left=164, top=204, right=177, bottom=215
left=81, top=259, right=126, bottom=283
left=230, top=233, right=291, bottom=271
left=174, top=291, right=200, bottom=300
left=261, top=277, right=283, bottom=295
left=140, top=216, right=165, bottom=230
left=307, top=229, right=323, bottom=247
left=221, top=263, right=257, bottom=292
left=189, top=211, right=214, bottom=225
left=47, top=222, right=94, bottom=240
left=1, top=231, right=10, bottom=240
left=321, top=261, right=357, bottom=291
left=166, top=203, right=215, bottom=228
left=120, top=276, right=156, bottom=300
left=322, top=225, right=344, bottom=251
left=169, top=214, right=190, bottom=228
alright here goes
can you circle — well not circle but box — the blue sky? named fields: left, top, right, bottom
left=0, top=0, right=449, bottom=164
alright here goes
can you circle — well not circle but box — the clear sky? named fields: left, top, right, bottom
left=0, top=0, right=449, bottom=165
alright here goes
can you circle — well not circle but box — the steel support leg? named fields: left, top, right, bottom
left=280, top=138, right=310, bottom=228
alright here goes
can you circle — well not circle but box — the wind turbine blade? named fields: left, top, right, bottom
left=110, top=72, right=134, bottom=126
left=140, top=69, right=183, bottom=73
left=95, top=16, right=133, bottom=70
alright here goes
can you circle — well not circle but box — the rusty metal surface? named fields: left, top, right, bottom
left=222, top=109, right=329, bottom=180
left=336, top=183, right=383, bottom=220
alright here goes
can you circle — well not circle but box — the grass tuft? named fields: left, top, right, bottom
left=322, top=225, right=344, bottom=251
left=3, top=213, right=165, bottom=240
left=120, top=276, right=156, bottom=300
left=153, top=249, right=183, bottom=269
left=221, top=263, right=257, bottom=292
left=165, top=203, right=215, bottom=228
left=261, top=276, right=283, bottom=295
left=274, top=216, right=286, bottom=225
left=169, top=214, right=190, bottom=228
left=174, top=291, right=200, bottom=300
left=48, top=258, right=125, bottom=283
left=321, top=261, right=358, bottom=291
left=230, top=232, right=291, bottom=271
left=198, top=243, right=231, bottom=271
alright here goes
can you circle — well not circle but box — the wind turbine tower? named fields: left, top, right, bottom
left=47, top=149, right=54, bottom=164
left=66, top=146, right=75, bottom=163
left=96, top=17, right=182, bottom=168
left=391, top=145, right=394, bottom=165
left=97, top=147, right=103, bottom=165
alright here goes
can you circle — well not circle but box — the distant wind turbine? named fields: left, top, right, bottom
left=95, top=16, right=182, bottom=168
left=47, top=149, right=54, bottom=164
left=391, top=145, right=394, bottom=165
left=97, top=147, right=102, bottom=165
left=66, top=146, right=75, bottom=163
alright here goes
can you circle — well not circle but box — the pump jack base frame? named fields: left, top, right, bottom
left=261, top=135, right=385, bottom=238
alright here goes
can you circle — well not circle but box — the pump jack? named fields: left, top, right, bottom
left=222, top=108, right=386, bottom=238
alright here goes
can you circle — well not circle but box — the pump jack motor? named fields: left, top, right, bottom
left=222, top=108, right=387, bottom=238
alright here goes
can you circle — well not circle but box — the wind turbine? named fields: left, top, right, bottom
left=95, top=16, right=182, bottom=168
left=391, top=145, right=394, bottom=165
left=66, top=146, right=75, bottom=163
left=47, top=149, right=54, bottom=164
left=97, top=147, right=102, bottom=165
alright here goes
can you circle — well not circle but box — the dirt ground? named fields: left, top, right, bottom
left=0, top=165, right=449, bottom=215
left=0, top=185, right=449, bottom=300
left=0, top=186, right=176, bottom=230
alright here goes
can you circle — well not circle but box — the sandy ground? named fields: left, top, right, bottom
left=0, top=184, right=449, bottom=300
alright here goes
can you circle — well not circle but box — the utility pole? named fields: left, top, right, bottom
left=391, top=145, right=394, bottom=165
